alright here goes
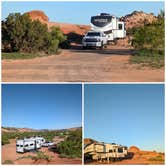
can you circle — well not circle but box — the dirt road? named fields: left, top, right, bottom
left=2, top=139, right=81, bottom=164
left=2, top=46, right=164, bottom=82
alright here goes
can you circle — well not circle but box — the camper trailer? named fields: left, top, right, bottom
left=16, top=136, right=45, bottom=153
left=90, top=13, right=126, bottom=42
left=84, top=142, right=128, bottom=162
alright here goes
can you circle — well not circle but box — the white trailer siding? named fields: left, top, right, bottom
left=91, top=13, right=126, bottom=41
left=16, top=137, right=45, bottom=153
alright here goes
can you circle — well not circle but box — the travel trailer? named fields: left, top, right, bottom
left=84, top=142, right=128, bottom=162
left=90, top=13, right=126, bottom=42
left=16, top=136, right=45, bottom=153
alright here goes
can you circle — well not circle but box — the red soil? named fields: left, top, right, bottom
left=2, top=139, right=82, bottom=165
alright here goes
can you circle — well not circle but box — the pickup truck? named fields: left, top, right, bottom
left=42, top=141, right=54, bottom=147
left=82, top=31, right=108, bottom=49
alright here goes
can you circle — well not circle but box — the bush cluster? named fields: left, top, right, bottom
left=57, top=129, right=82, bottom=158
left=130, top=10, right=164, bottom=67
left=2, top=13, right=67, bottom=54
left=2, top=130, right=68, bottom=145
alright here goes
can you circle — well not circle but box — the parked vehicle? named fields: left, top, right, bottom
left=84, top=142, right=128, bottom=161
left=16, top=136, right=45, bottom=153
left=42, top=141, right=54, bottom=147
left=90, top=13, right=126, bottom=42
left=82, top=31, right=108, bottom=49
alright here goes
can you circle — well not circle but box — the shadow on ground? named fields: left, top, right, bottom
left=69, top=45, right=133, bottom=56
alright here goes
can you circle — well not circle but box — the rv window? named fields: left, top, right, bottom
left=16, top=144, right=19, bottom=147
left=104, top=30, right=112, bottom=34
left=30, top=144, right=34, bottom=146
left=25, top=144, right=29, bottom=147
left=109, top=149, right=113, bottom=153
left=20, top=145, right=23, bottom=147
left=118, top=148, right=123, bottom=153
left=118, top=24, right=123, bottom=30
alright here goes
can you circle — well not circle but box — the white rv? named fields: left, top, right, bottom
left=84, top=142, right=128, bottom=162
left=16, top=136, right=45, bottom=153
left=90, top=13, right=126, bottom=42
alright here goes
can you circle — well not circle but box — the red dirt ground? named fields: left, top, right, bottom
left=2, top=139, right=82, bottom=165
left=2, top=46, right=164, bottom=82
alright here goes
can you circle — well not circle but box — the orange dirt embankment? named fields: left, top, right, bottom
left=2, top=139, right=81, bottom=165
left=26, top=10, right=90, bottom=35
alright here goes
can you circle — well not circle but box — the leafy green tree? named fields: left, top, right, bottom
left=2, top=13, right=67, bottom=54
left=131, top=10, right=164, bottom=67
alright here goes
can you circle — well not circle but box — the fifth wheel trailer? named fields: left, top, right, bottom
left=90, top=13, right=126, bottom=42
left=84, top=142, right=128, bottom=161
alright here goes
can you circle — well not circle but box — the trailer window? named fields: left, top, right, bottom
left=16, top=144, right=19, bottom=147
left=118, top=148, right=123, bottom=153
left=118, top=24, right=123, bottom=30
left=20, top=145, right=23, bottom=147
left=30, top=144, right=34, bottom=146
left=104, top=30, right=112, bottom=34
left=25, top=144, right=29, bottom=147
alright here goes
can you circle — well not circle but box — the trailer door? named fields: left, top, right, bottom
left=116, top=22, right=126, bottom=38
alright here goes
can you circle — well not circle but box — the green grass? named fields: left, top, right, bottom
left=130, top=49, right=164, bottom=68
left=2, top=52, right=44, bottom=60
left=2, top=51, right=61, bottom=60
left=148, top=155, right=164, bottom=162
left=2, top=160, right=14, bottom=164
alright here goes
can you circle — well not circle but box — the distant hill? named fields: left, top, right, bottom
left=2, top=126, right=82, bottom=133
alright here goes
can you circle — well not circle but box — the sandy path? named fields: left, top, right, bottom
left=2, top=46, right=164, bottom=82
left=2, top=139, right=82, bottom=164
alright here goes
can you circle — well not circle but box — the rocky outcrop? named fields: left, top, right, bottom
left=128, top=146, right=140, bottom=153
left=26, top=10, right=49, bottom=24
left=120, top=11, right=157, bottom=30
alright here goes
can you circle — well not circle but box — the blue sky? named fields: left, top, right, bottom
left=2, top=84, right=82, bottom=130
left=84, top=84, right=164, bottom=152
left=2, top=1, right=164, bottom=24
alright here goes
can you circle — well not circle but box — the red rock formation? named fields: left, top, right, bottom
left=26, top=10, right=49, bottom=23
left=120, top=11, right=157, bottom=30
left=128, top=146, right=140, bottom=153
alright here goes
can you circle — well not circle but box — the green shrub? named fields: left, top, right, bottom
left=2, top=13, right=67, bottom=55
left=2, top=135, right=10, bottom=145
left=148, top=155, right=164, bottom=161
left=2, top=160, right=14, bottom=164
left=131, top=10, right=164, bottom=68
left=57, top=129, right=82, bottom=158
